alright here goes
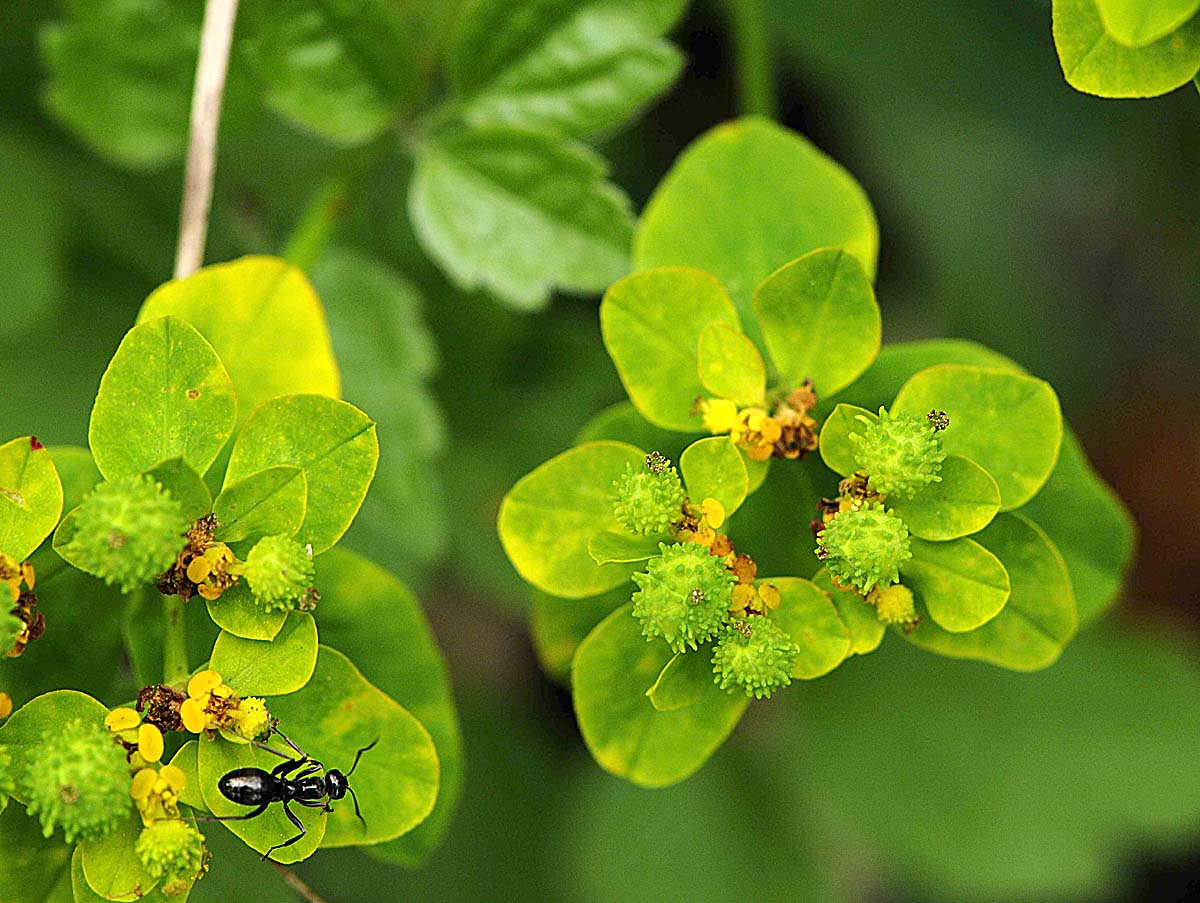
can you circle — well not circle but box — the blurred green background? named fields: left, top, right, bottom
left=2, top=0, right=1199, bottom=900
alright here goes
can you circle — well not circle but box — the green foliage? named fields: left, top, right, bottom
left=611, top=458, right=685, bottom=536
left=888, top=456, right=1001, bottom=542
left=0, top=436, right=63, bottom=560
left=240, top=535, right=315, bottom=612
left=209, top=611, right=317, bottom=695
left=630, top=542, right=734, bottom=652
left=678, top=437, right=749, bottom=517
left=849, top=407, right=946, bottom=498
left=697, top=322, right=766, bottom=407
left=212, top=465, right=307, bottom=544
left=711, top=617, right=798, bottom=699
left=1054, top=0, right=1200, bottom=97
left=817, top=503, right=912, bottom=595
left=902, top=536, right=1011, bottom=632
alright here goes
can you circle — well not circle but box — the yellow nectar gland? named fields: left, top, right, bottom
left=700, top=497, right=726, bottom=530
left=730, top=408, right=782, bottom=462
left=0, top=692, right=11, bottom=719
left=698, top=397, right=739, bottom=434
left=180, top=669, right=268, bottom=740
left=104, top=706, right=165, bottom=763
left=131, top=763, right=187, bottom=825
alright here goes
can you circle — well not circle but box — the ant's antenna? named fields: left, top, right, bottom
left=347, top=785, right=366, bottom=826
left=347, top=738, right=379, bottom=777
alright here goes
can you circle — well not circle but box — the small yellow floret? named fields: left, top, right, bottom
left=180, top=698, right=207, bottom=733
left=187, top=671, right=222, bottom=699
left=700, top=497, right=726, bottom=529
left=137, top=723, right=164, bottom=763
left=700, top=397, right=738, bottom=433
left=105, top=707, right=141, bottom=733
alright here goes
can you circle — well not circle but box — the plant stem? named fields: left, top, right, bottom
left=724, top=0, right=777, bottom=119
left=174, top=0, right=240, bottom=280
left=271, top=863, right=329, bottom=903
left=282, top=177, right=350, bottom=272
left=162, top=595, right=189, bottom=686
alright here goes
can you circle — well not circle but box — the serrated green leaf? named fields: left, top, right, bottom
left=818, top=403, right=876, bottom=477
left=210, top=611, right=318, bottom=696
left=241, top=0, right=422, bottom=145
left=902, top=536, right=1011, bottom=633
left=1020, top=428, right=1135, bottom=625
left=498, top=441, right=644, bottom=598
left=769, top=576, right=852, bottom=678
left=646, top=650, right=713, bottom=712
left=0, top=437, right=63, bottom=560
left=679, top=437, right=748, bottom=518
left=1054, top=0, right=1200, bottom=97
left=696, top=322, right=765, bottom=407
left=587, top=530, right=667, bottom=565
left=223, top=395, right=378, bottom=555
left=38, top=0, right=198, bottom=168
left=890, top=455, right=1001, bottom=541
left=447, top=0, right=686, bottom=137
left=601, top=268, right=740, bottom=430
left=635, top=118, right=878, bottom=346
left=88, top=317, right=236, bottom=481
left=813, top=567, right=884, bottom=656
left=138, top=257, right=342, bottom=419
left=409, top=128, right=633, bottom=309
left=145, top=457, right=211, bottom=522
left=310, top=549, right=461, bottom=867
left=213, top=466, right=306, bottom=544
left=205, top=582, right=287, bottom=641
left=573, top=604, right=747, bottom=787
left=1094, top=0, right=1200, bottom=47
left=80, top=811, right=157, bottom=901
left=531, top=586, right=628, bottom=683
left=754, top=248, right=881, bottom=395
left=892, top=364, right=1062, bottom=511
left=267, top=646, right=440, bottom=847
left=904, top=513, right=1077, bottom=671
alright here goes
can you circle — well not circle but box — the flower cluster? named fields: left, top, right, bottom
left=632, top=542, right=736, bottom=652
left=241, top=535, right=316, bottom=612
left=22, top=717, right=131, bottom=842
left=611, top=452, right=686, bottom=535
left=816, top=502, right=912, bottom=595
left=136, top=818, right=206, bottom=895
left=870, top=582, right=920, bottom=630
left=2, top=554, right=43, bottom=657
left=850, top=407, right=948, bottom=498
left=180, top=670, right=270, bottom=741
left=712, top=616, right=800, bottom=699
left=694, top=382, right=819, bottom=462
left=64, top=476, right=188, bottom=592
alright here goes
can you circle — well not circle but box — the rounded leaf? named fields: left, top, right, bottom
left=531, top=586, right=628, bottom=683
left=144, top=457, right=211, bottom=522
left=904, top=513, right=1077, bottom=671
left=573, top=604, right=746, bottom=787
left=646, top=650, right=715, bottom=712
left=1093, top=0, right=1200, bottom=47
left=892, top=364, right=1062, bottom=510
left=267, top=646, right=440, bottom=847
left=902, top=537, right=1011, bottom=633
left=679, top=437, right=749, bottom=518
left=0, top=690, right=108, bottom=802
left=587, top=530, right=667, bottom=565
left=635, top=117, right=878, bottom=346
left=754, top=249, right=881, bottom=396
left=223, top=395, right=378, bottom=555
left=138, top=256, right=341, bottom=418
left=600, top=268, right=740, bottom=430
left=769, top=577, right=852, bottom=678
left=89, top=316, right=237, bottom=481
left=696, top=322, right=765, bottom=407
left=213, top=465, right=307, bottom=544
left=205, top=582, right=287, bottom=641
left=209, top=611, right=318, bottom=696
left=498, top=441, right=645, bottom=598
left=80, top=812, right=157, bottom=901
left=890, top=455, right=1002, bottom=541
left=818, top=403, right=876, bottom=477
left=0, top=436, right=63, bottom=560
left=813, top=567, right=885, bottom=656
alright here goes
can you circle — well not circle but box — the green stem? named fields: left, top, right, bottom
left=282, top=177, right=350, bottom=272
left=163, top=595, right=189, bottom=686
left=724, top=0, right=777, bottom=119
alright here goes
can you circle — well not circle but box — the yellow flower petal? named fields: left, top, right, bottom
left=180, top=697, right=208, bottom=733
left=0, top=692, right=11, bottom=719
left=700, top=497, right=726, bottom=530
left=159, top=763, right=187, bottom=791
left=757, top=584, right=782, bottom=611
left=137, top=723, right=164, bottom=763
left=700, top=397, right=739, bottom=434
left=130, top=768, right=158, bottom=801
left=187, top=670, right=222, bottom=699
left=186, top=557, right=212, bottom=584
left=197, top=581, right=223, bottom=601
left=104, top=707, right=141, bottom=733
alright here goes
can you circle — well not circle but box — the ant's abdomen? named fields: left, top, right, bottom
left=218, top=767, right=276, bottom=805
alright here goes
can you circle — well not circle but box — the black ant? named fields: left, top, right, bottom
left=204, top=732, right=377, bottom=860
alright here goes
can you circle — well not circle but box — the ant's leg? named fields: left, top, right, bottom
left=197, top=802, right=269, bottom=822
left=261, top=802, right=307, bottom=861
left=293, top=762, right=323, bottom=781
left=271, top=730, right=309, bottom=760
left=270, top=757, right=309, bottom=780
left=254, top=742, right=295, bottom=761
left=297, top=799, right=333, bottom=813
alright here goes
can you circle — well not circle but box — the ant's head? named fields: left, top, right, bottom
left=332, top=738, right=378, bottom=824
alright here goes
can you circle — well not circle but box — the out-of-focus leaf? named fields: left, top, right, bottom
left=242, top=0, right=423, bottom=145
left=1094, top=0, right=1200, bottom=47
left=531, top=586, right=627, bottom=682
left=575, top=402, right=696, bottom=461
left=679, top=437, right=748, bottom=518
left=409, top=127, right=633, bottom=309
left=0, top=135, right=66, bottom=332
left=635, top=117, right=878, bottom=346
left=446, top=0, right=687, bottom=137
left=696, top=322, right=765, bottom=407
left=0, top=805, right=72, bottom=903
left=0, top=437, right=62, bottom=560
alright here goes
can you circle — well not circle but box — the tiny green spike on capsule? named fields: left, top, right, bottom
left=242, top=534, right=315, bottom=612
left=612, top=454, right=686, bottom=536
left=63, top=475, right=188, bottom=592
left=850, top=407, right=947, bottom=498
left=136, top=819, right=206, bottom=894
left=816, top=503, right=912, bottom=595
left=631, top=542, right=735, bottom=653
left=20, top=718, right=131, bottom=842
left=712, top=617, right=799, bottom=699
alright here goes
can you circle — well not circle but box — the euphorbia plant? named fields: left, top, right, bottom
left=0, top=258, right=460, bottom=896
left=499, top=116, right=1134, bottom=787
